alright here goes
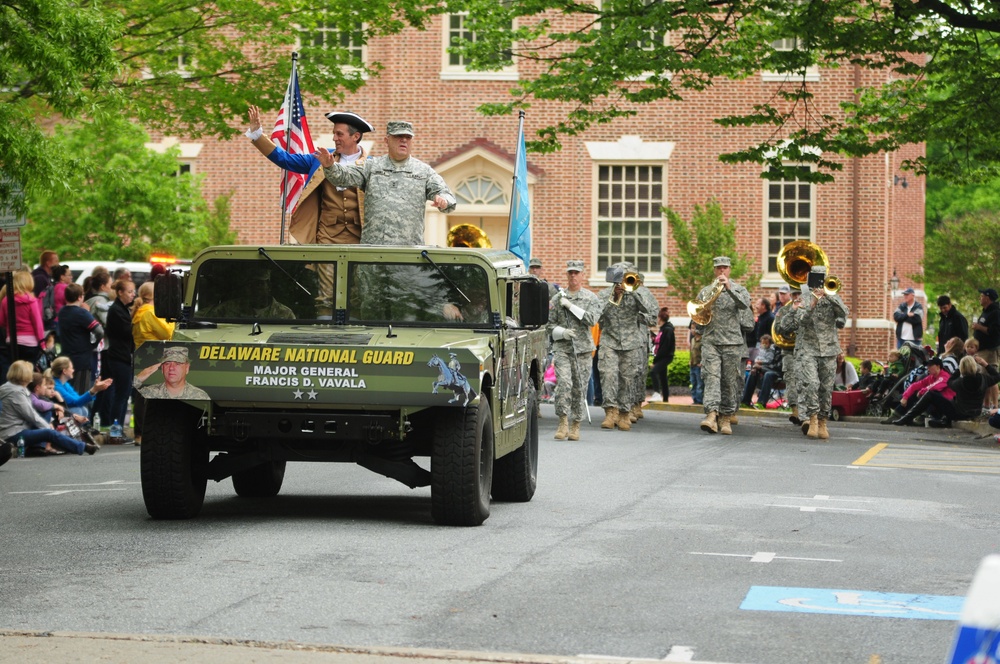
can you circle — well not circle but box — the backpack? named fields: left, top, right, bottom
left=39, top=282, right=56, bottom=326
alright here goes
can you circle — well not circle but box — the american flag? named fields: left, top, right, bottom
left=271, top=68, right=316, bottom=214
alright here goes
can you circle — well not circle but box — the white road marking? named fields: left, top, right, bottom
left=690, top=551, right=842, bottom=563
left=50, top=480, right=140, bottom=486
left=10, top=488, right=128, bottom=496
left=767, top=503, right=870, bottom=513
left=664, top=645, right=696, bottom=661
left=812, top=464, right=896, bottom=470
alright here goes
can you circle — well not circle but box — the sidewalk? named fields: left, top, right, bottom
left=0, top=631, right=733, bottom=664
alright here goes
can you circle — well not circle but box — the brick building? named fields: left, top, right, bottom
left=148, top=16, right=925, bottom=360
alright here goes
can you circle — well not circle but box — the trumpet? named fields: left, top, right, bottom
left=610, top=271, right=643, bottom=305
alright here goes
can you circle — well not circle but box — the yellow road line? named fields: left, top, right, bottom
left=853, top=443, right=888, bottom=466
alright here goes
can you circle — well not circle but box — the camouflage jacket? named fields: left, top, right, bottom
left=696, top=280, right=752, bottom=346
left=323, top=155, right=457, bottom=246
left=596, top=284, right=658, bottom=351
left=547, top=288, right=602, bottom=354
left=784, top=290, right=848, bottom=357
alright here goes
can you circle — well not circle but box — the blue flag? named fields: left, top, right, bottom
left=508, top=114, right=530, bottom=268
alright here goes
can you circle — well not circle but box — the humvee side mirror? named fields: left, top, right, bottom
left=154, top=272, right=183, bottom=322
left=519, top=280, right=550, bottom=327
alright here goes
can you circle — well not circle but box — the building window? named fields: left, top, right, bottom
left=596, top=165, right=663, bottom=274
left=441, top=13, right=516, bottom=81
left=766, top=166, right=813, bottom=273
left=455, top=176, right=507, bottom=206
left=301, top=16, right=365, bottom=69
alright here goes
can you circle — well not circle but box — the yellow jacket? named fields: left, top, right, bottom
left=132, top=302, right=175, bottom=348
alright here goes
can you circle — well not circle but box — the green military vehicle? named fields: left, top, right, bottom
left=141, top=244, right=549, bottom=526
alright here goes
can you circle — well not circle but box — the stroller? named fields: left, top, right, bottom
left=864, top=341, right=933, bottom=417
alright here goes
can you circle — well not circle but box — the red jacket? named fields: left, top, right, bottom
left=0, top=293, right=45, bottom=347
left=901, top=370, right=955, bottom=402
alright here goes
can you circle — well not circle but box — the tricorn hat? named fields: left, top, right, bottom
left=324, top=111, right=374, bottom=133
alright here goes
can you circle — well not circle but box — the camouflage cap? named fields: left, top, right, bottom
left=566, top=260, right=585, bottom=273
left=529, top=257, right=542, bottom=268
left=713, top=256, right=731, bottom=267
left=387, top=121, right=415, bottom=136
left=159, top=346, right=190, bottom=364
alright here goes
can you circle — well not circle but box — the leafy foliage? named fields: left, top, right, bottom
left=454, top=0, right=1000, bottom=183
left=662, top=200, right=760, bottom=303
left=922, top=211, right=1000, bottom=315
left=1, top=0, right=446, bottom=212
left=22, top=117, right=225, bottom=261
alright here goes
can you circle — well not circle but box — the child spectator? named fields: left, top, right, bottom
left=542, top=360, right=556, bottom=401
left=50, top=356, right=112, bottom=418
left=885, top=350, right=905, bottom=380
left=855, top=360, right=877, bottom=392
left=28, top=372, right=64, bottom=424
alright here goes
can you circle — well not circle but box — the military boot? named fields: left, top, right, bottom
left=632, top=404, right=644, bottom=420
left=568, top=421, right=581, bottom=441
left=617, top=410, right=632, bottom=431
left=806, top=414, right=820, bottom=438
left=718, top=414, right=733, bottom=435
left=555, top=416, right=569, bottom=440
left=817, top=418, right=830, bottom=439
left=601, top=408, right=618, bottom=430
left=789, top=406, right=801, bottom=426
left=728, top=413, right=738, bottom=426
left=700, top=411, right=719, bottom=434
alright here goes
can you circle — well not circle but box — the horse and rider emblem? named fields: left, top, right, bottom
left=427, top=353, right=476, bottom=406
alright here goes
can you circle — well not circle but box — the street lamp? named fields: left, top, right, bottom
left=889, top=268, right=899, bottom=294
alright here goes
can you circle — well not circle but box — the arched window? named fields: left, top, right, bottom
left=454, top=176, right=507, bottom=206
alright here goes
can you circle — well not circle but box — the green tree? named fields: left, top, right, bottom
left=663, top=200, right=760, bottom=303
left=0, top=0, right=121, bottom=211
left=922, top=211, right=1000, bottom=315
left=2, top=0, right=446, bottom=211
left=22, top=117, right=217, bottom=261
left=456, top=0, right=1000, bottom=183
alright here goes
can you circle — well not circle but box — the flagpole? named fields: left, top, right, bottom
left=506, top=109, right=525, bottom=250
left=278, top=52, right=298, bottom=245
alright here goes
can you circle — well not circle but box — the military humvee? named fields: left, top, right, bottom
left=141, top=244, right=549, bottom=526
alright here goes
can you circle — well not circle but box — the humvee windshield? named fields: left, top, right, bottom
left=347, top=262, right=492, bottom=326
left=193, top=259, right=334, bottom=321
left=191, top=258, right=492, bottom=326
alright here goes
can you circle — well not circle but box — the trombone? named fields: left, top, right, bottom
left=610, top=271, right=642, bottom=305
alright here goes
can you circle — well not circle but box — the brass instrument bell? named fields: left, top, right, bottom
left=447, top=224, right=492, bottom=248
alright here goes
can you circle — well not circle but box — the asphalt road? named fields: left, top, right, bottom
left=1, top=405, right=997, bottom=664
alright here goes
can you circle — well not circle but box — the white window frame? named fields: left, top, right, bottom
left=762, top=164, right=815, bottom=288
left=296, top=16, right=368, bottom=76
left=586, top=136, right=674, bottom=287
left=440, top=12, right=518, bottom=81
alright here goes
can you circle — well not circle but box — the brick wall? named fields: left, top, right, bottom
left=153, top=17, right=925, bottom=363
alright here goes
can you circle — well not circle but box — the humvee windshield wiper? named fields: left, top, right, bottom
left=420, top=250, right=470, bottom=304
left=257, top=247, right=311, bottom=295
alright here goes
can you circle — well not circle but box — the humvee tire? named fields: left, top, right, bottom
left=492, top=382, right=538, bottom=502
left=141, top=401, right=208, bottom=519
left=232, top=460, right=287, bottom=497
left=431, top=399, right=494, bottom=526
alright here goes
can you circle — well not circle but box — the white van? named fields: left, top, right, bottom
left=64, top=257, right=189, bottom=289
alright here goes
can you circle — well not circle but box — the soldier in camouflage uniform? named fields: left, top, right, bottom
left=547, top=260, right=602, bottom=441
left=202, top=271, right=295, bottom=320
left=696, top=256, right=753, bottom=435
left=319, top=121, right=457, bottom=245
left=595, top=263, right=658, bottom=430
left=781, top=266, right=849, bottom=439
left=134, top=347, right=210, bottom=401
left=773, top=289, right=801, bottom=425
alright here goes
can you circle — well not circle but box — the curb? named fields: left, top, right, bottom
left=642, top=401, right=998, bottom=441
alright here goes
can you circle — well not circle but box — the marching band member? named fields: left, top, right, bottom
left=547, top=260, right=602, bottom=441
left=696, top=257, right=753, bottom=435
left=781, top=266, right=849, bottom=439
left=773, top=288, right=802, bottom=425
left=596, top=263, right=657, bottom=431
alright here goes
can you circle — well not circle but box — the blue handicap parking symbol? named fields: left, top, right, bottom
left=741, top=586, right=964, bottom=620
